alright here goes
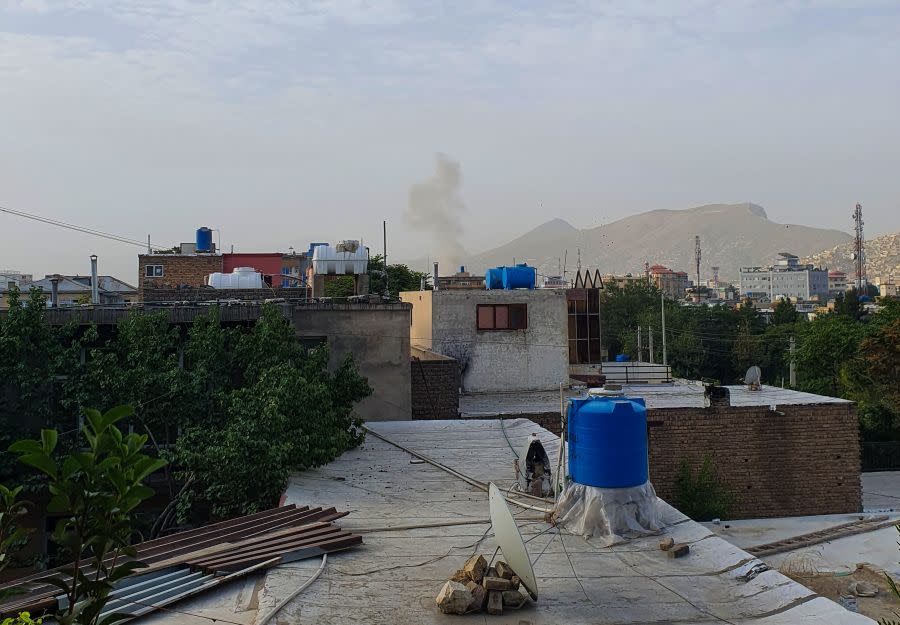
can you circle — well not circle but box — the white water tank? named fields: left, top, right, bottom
left=312, top=243, right=368, bottom=275
left=207, top=267, right=264, bottom=289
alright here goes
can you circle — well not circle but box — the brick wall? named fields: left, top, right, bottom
left=138, top=254, right=223, bottom=297
left=468, top=402, right=861, bottom=519
left=647, top=403, right=860, bottom=518
left=410, top=350, right=460, bottom=419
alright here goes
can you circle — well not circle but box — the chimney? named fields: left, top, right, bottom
left=49, top=275, right=60, bottom=308
left=433, top=262, right=439, bottom=291
left=90, top=255, right=99, bottom=304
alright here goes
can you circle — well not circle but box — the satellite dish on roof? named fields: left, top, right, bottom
left=489, top=483, right=538, bottom=600
left=744, top=365, right=762, bottom=389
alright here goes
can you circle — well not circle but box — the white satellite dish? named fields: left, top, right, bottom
left=489, top=483, right=538, bottom=600
left=744, top=365, right=762, bottom=388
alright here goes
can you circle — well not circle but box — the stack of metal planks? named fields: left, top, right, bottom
left=0, top=504, right=361, bottom=621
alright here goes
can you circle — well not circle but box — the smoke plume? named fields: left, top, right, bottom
left=404, top=154, right=467, bottom=269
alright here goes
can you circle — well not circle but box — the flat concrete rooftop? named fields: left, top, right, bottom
left=460, top=382, right=852, bottom=416
left=241, top=419, right=870, bottom=624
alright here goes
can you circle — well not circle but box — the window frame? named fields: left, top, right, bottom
left=145, top=265, right=164, bottom=277
left=476, top=303, right=527, bottom=331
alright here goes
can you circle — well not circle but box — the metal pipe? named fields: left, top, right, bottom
left=50, top=276, right=60, bottom=308
left=90, top=254, right=99, bottom=304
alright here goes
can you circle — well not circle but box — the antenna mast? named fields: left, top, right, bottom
left=694, top=235, right=701, bottom=290
left=711, top=265, right=720, bottom=288
left=853, top=202, right=865, bottom=291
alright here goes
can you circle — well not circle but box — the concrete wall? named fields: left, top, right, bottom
left=290, top=304, right=411, bottom=422
left=400, top=290, right=433, bottom=350
left=38, top=301, right=412, bottom=422
left=410, top=347, right=459, bottom=419
left=427, top=289, right=568, bottom=393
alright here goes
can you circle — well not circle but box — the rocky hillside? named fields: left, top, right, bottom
left=804, top=232, right=900, bottom=280
left=469, top=203, right=852, bottom=282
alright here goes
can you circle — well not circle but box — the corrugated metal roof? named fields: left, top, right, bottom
left=0, top=504, right=361, bottom=621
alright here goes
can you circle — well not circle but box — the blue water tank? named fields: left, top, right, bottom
left=568, top=396, right=648, bottom=488
left=196, top=227, right=213, bottom=252
left=615, top=353, right=630, bottom=362
left=500, top=264, right=536, bottom=290
left=485, top=268, right=503, bottom=290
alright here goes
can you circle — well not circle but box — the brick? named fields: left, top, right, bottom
left=668, top=543, right=690, bottom=558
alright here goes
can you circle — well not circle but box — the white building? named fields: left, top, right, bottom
left=740, top=252, right=828, bottom=302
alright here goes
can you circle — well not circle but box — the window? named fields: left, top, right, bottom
left=145, top=265, right=164, bottom=277
left=476, top=304, right=527, bottom=331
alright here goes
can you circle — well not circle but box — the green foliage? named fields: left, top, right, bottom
left=0, top=484, right=31, bottom=574
left=324, top=276, right=355, bottom=299
left=771, top=299, right=798, bottom=325
left=1, top=299, right=372, bottom=530
left=2, top=611, right=43, bottom=625
left=8, top=406, right=165, bottom=625
left=674, top=455, right=732, bottom=522
left=367, top=254, right=431, bottom=296
left=171, top=306, right=371, bottom=520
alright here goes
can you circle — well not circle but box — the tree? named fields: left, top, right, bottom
left=8, top=406, right=166, bottom=625
left=834, top=288, right=863, bottom=320
left=172, top=306, right=371, bottom=521
left=323, top=276, right=355, bottom=299
left=367, top=254, right=431, bottom=297
left=794, top=313, right=863, bottom=396
left=771, top=299, right=798, bottom=325
left=0, top=484, right=31, bottom=578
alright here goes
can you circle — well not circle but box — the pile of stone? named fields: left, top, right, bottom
left=435, top=554, right=530, bottom=616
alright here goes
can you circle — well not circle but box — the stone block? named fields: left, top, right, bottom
left=668, top=543, right=690, bottom=558
left=483, top=576, right=514, bottom=591
left=487, top=590, right=503, bottom=615
left=495, top=561, right=515, bottom=579
left=502, top=590, right=527, bottom=609
left=436, top=580, right=472, bottom=615
left=463, top=554, right=487, bottom=584
left=466, top=580, right=486, bottom=611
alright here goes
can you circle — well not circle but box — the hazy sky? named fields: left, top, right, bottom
left=2, top=0, right=899, bottom=281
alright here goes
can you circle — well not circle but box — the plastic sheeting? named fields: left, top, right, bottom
left=553, top=481, right=663, bottom=542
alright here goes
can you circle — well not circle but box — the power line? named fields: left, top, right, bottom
left=0, top=204, right=157, bottom=250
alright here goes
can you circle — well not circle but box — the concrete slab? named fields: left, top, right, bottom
left=862, top=471, right=900, bottom=512
left=257, top=419, right=873, bottom=624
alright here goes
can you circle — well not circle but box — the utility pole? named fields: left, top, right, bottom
left=383, top=220, right=389, bottom=296
left=852, top=203, right=865, bottom=291
left=694, top=235, right=702, bottom=292
left=648, top=325, right=654, bottom=363
left=661, top=290, right=667, bottom=366
left=789, top=336, right=796, bottom=387
left=637, top=325, right=642, bottom=362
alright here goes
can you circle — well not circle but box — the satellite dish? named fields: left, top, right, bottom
left=744, top=365, right=762, bottom=388
left=850, top=252, right=858, bottom=260
left=489, top=483, right=538, bottom=600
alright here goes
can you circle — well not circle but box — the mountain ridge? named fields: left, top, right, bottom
left=468, top=203, right=851, bottom=281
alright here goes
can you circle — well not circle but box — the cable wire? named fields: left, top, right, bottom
left=0, top=204, right=157, bottom=250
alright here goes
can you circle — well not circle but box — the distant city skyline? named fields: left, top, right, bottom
left=1, top=1, right=898, bottom=280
